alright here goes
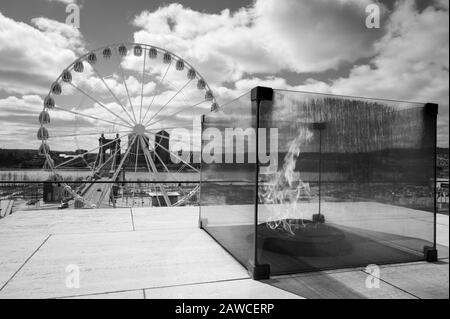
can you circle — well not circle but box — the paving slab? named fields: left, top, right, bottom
left=375, top=261, right=449, bottom=299
left=0, top=205, right=447, bottom=299
left=0, top=233, right=49, bottom=289
left=63, top=289, right=144, bottom=299
left=263, top=270, right=416, bottom=299
left=144, top=279, right=302, bottom=299
left=131, top=206, right=199, bottom=231
left=0, top=228, right=249, bottom=299
left=0, top=209, right=133, bottom=236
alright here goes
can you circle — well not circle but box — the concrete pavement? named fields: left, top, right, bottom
left=0, top=205, right=448, bottom=299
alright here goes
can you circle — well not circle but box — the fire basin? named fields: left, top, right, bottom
left=257, top=219, right=351, bottom=257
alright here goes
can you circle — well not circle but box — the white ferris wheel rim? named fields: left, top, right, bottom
left=38, top=42, right=217, bottom=208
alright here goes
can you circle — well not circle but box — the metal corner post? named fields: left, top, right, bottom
left=424, top=102, right=439, bottom=262
left=249, top=86, right=273, bottom=279
left=198, top=114, right=205, bottom=229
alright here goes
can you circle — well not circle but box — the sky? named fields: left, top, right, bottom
left=0, top=0, right=448, bottom=152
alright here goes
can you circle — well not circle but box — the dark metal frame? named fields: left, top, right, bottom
left=424, top=103, right=439, bottom=262
left=250, top=86, right=273, bottom=279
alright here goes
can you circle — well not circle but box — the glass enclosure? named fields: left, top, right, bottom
left=200, top=86, right=445, bottom=276
left=200, top=92, right=257, bottom=268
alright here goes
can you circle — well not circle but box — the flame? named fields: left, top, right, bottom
left=260, top=126, right=314, bottom=236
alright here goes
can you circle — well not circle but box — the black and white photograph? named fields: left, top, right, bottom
left=0, top=0, right=448, bottom=306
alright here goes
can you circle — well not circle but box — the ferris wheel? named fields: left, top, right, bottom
left=38, top=43, right=218, bottom=208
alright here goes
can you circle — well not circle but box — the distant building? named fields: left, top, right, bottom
left=96, top=133, right=121, bottom=170
left=155, top=130, right=170, bottom=164
left=128, top=134, right=149, bottom=167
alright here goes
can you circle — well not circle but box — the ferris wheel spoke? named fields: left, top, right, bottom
left=139, top=48, right=147, bottom=123
left=147, top=130, right=197, bottom=143
left=111, top=135, right=136, bottom=182
left=154, top=187, right=162, bottom=207
left=54, top=132, right=131, bottom=169
left=134, top=134, right=140, bottom=173
left=142, top=76, right=178, bottom=123
left=146, top=135, right=191, bottom=201
left=68, top=83, right=133, bottom=127
left=49, top=130, right=130, bottom=139
left=149, top=142, right=192, bottom=207
left=139, top=136, right=171, bottom=206
left=131, top=136, right=141, bottom=207
left=146, top=134, right=199, bottom=173
left=139, top=136, right=163, bottom=206
left=54, top=106, right=132, bottom=129
left=145, top=99, right=207, bottom=128
left=57, top=135, right=128, bottom=172
left=173, top=184, right=200, bottom=207
left=89, top=63, right=136, bottom=125
left=139, top=135, right=157, bottom=173
left=90, top=138, right=125, bottom=177
left=114, top=47, right=138, bottom=123
left=143, top=79, right=193, bottom=127
left=141, top=61, right=172, bottom=124
left=145, top=125, right=202, bottom=131
left=146, top=131, right=197, bottom=152
left=147, top=136, right=170, bottom=173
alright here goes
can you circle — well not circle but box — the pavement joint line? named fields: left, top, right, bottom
left=142, top=289, right=146, bottom=299
left=130, top=207, right=136, bottom=231
left=56, top=276, right=251, bottom=299
left=259, top=279, right=306, bottom=298
left=377, top=259, right=450, bottom=269
left=271, top=257, right=449, bottom=280
left=272, top=267, right=369, bottom=280
left=47, top=225, right=198, bottom=237
left=359, top=269, right=420, bottom=299
left=0, top=233, right=52, bottom=292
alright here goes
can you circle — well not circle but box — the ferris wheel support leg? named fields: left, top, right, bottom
left=111, top=136, right=135, bottom=182
left=96, top=136, right=136, bottom=207
left=139, top=136, right=172, bottom=207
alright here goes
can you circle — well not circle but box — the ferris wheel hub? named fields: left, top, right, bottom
left=132, top=124, right=146, bottom=136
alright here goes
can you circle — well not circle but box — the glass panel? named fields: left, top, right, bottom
left=200, top=92, right=257, bottom=268
left=257, top=89, right=442, bottom=274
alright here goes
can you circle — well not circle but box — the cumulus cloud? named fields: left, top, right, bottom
left=132, top=0, right=386, bottom=84
left=0, top=12, right=85, bottom=95
left=0, top=95, right=45, bottom=149
left=136, top=0, right=445, bottom=146
left=0, top=0, right=448, bottom=149
left=306, top=1, right=449, bottom=146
